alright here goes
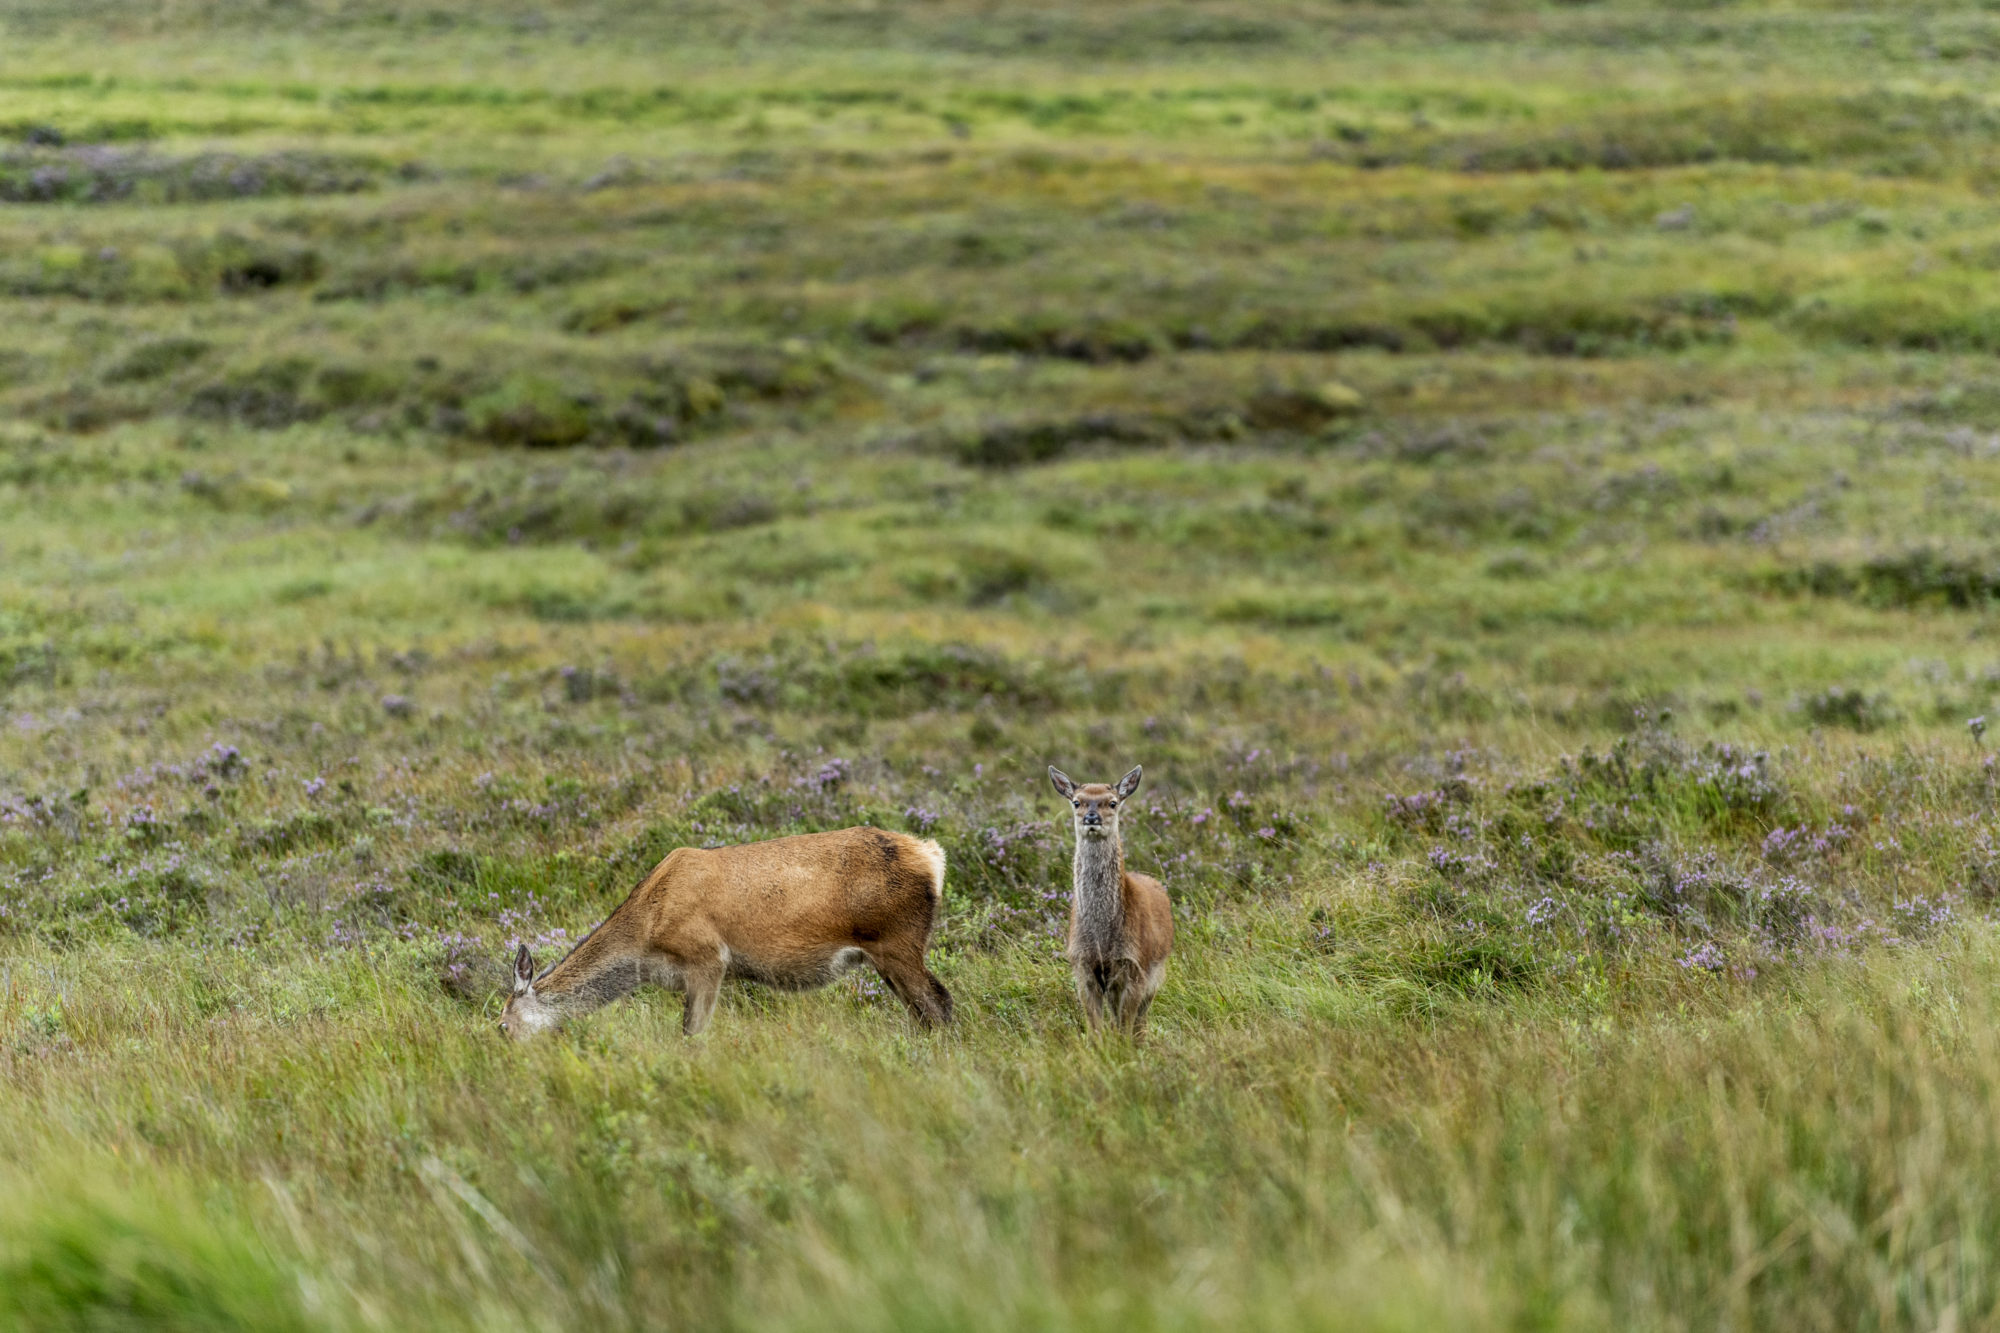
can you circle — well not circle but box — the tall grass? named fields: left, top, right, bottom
left=8, top=935, right=2000, bottom=1329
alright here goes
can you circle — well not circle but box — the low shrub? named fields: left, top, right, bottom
left=0, top=147, right=392, bottom=205
left=1328, top=90, right=2000, bottom=180
left=1765, top=549, right=2000, bottom=610
left=698, top=639, right=1074, bottom=716
left=103, top=338, right=211, bottom=384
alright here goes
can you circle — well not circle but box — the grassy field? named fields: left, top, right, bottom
left=17, top=1, right=2000, bottom=1327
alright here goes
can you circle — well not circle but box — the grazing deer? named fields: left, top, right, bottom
left=499, top=826, right=953, bottom=1040
left=1049, top=765, right=1172, bottom=1037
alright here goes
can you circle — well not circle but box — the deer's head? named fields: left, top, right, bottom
left=1049, top=764, right=1142, bottom=841
left=498, top=944, right=559, bottom=1041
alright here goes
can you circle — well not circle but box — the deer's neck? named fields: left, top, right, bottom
left=1070, top=831, right=1126, bottom=960
left=534, top=917, right=647, bottom=1016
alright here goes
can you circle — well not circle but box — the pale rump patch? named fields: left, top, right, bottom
left=915, top=838, right=947, bottom=903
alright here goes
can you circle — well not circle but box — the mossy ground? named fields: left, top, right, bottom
left=9, top=3, right=2000, bottom=1329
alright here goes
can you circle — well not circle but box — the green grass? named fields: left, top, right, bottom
left=14, top=1, right=2000, bottom=1327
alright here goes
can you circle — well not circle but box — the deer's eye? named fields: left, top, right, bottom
left=1105, top=800, right=1117, bottom=809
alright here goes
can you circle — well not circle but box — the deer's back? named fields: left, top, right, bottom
left=636, top=826, right=942, bottom=948
left=1121, top=871, right=1174, bottom=969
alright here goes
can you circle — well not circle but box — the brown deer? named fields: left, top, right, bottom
left=499, top=826, right=953, bottom=1039
left=1048, top=765, right=1172, bottom=1037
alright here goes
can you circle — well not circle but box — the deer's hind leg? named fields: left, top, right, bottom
left=868, top=944, right=954, bottom=1029
left=1118, top=961, right=1164, bottom=1039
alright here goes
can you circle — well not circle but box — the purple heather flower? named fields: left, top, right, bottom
left=1678, top=941, right=1727, bottom=972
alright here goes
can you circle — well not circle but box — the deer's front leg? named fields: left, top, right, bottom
left=673, top=945, right=726, bottom=1037
left=680, top=966, right=722, bottom=1036
left=1073, top=962, right=1109, bottom=1034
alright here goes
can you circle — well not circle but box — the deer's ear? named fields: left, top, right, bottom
left=1114, top=765, right=1143, bottom=799
left=1048, top=766, right=1077, bottom=800
left=514, top=943, right=535, bottom=992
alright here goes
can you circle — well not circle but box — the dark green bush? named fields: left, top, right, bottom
left=103, top=338, right=211, bottom=384
left=1766, top=549, right=2000, bottom=610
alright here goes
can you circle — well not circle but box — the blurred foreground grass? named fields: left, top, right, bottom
left=11, top=2, right=2000, bottom=1328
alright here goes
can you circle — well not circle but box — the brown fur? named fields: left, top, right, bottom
left=1050, top=765, right=1173, bottom=1037
left=500, top=826, right=951, bottom=1039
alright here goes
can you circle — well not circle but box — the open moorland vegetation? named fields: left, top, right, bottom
left=18, top=1, right=2000, bottom=1327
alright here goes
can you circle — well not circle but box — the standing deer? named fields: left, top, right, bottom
left=1049, top=764, right=1173, bottom=1037
left=499, top=826, right=953, bottom=1040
